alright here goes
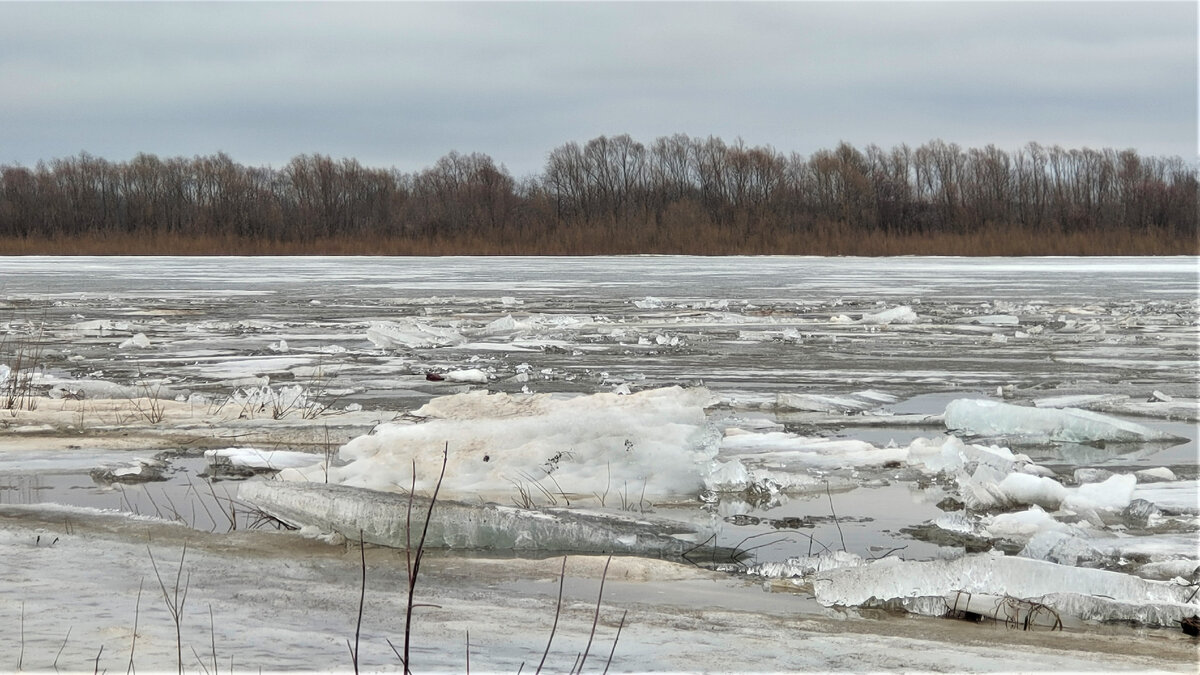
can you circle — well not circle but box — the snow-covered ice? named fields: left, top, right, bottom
left=296, top=387, right=722, bottom=504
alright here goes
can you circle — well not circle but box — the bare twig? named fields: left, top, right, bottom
left=127, top=578, right=143, bottom=675
left=54, top=626, right=72, bottom=670
left=826, top=482, right=846, bottom=552
left=191, top=646, right=211, bottom=675
left=147, top=544, right=190, bottom=675
left=348, top=529, right=366, bottom=674
left=208, top=604, right=217, bottom=675
left=402, top=442, right=449, bottom=674
left=576, top=556, right=612, bottom=673
left=535, top=557, right=568, bottom=675
left=18, top=600, right=24, bottom=671
left=602, top=610, right=627, bottom=675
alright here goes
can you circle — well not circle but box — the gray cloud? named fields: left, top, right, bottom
left=1, top=1, right=1194, bottom=176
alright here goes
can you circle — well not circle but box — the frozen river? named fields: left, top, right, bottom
left=0, top=255, right=1197, bottom=671
left=2, top=255, right=1196, bottom=407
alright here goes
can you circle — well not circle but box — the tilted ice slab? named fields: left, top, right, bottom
left=239, top=480, right=726, bottom=557
left=944, top=398, right=1184, bottom=445
left=813, top=553, right=1198, bottom=627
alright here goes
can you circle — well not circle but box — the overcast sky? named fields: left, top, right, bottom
left=1, top=1, right=1195, bottom=177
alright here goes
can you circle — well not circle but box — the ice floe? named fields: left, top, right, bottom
left=944, top=398, right=1184, bottom=444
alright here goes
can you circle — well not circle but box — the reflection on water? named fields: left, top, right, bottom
left=0, top=455, right=273, bottom=533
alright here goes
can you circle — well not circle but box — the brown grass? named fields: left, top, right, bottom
left=0, top=224, right=1194, bottom=257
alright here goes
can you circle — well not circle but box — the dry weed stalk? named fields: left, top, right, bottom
left=147, top=544, right=190, bottom=675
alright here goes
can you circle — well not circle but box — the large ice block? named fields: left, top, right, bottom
left=296, top=387, right=721, bottom=505
left=239, top=480, right=733, bottom=558
left=944, top=398, right=1183, bottom=445
left=813, top=553, right=1197, bottom=626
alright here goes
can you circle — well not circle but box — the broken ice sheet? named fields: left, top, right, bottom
left=944, top=398, right=1185, bottom=445
left=813, top=553, right=1198, bottom=627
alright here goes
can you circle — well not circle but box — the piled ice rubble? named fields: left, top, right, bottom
left=744, top=550, right=866, bottom=578
left=960, top=470, right=1139, bottom=513
left=945, top=398, right=1184, bottom=444
left=858, top=306, right=919, bottom=325
left=812, top=553, right=1198, bottom=627
left=280, top=386, right=723, bottom=504
left=1132, top=480, right=1199, bottom=515
left=366, top=320, right=467, bottom=349
left=239, top=480, right=728, bottom=556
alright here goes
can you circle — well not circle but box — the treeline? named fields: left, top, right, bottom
left=0, top=136, right=1195, bottom=255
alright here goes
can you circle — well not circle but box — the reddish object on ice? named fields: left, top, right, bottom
left=425, top=372, right=445, bottom=381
